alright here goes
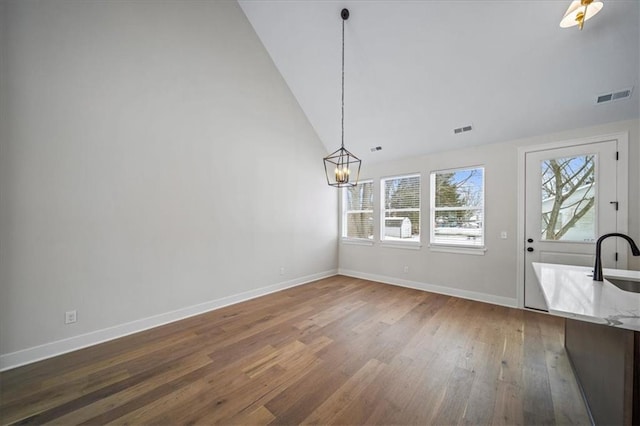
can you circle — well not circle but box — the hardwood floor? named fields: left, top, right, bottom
left=1, top=276, right=590, bottom=425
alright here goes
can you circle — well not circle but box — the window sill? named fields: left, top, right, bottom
left=380, top=241, right=422, bottom=250
left=341, top=238, right=374, bottom=247
left=428, top=244, right=487, bottom=255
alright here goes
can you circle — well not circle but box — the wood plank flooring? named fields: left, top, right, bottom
left=0, top=276, right=590, bottom=425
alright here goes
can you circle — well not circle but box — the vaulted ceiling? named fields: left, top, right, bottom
left=239, top=0, right=639, bottom=164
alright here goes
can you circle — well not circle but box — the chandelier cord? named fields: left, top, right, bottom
left=341, top=14, right=345, bottom=150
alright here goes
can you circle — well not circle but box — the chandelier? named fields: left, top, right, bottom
left=323, top=8, right=361, bottom=188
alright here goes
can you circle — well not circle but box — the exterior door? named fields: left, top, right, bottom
left=524, top=140, right=620, bottom=310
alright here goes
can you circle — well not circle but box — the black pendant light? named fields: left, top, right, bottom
left=323, top=8, right=361, bottom=188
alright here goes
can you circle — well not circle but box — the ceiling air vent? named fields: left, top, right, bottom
left=454, top=124, right=473, bottom=134
left=596, top=87, right=633, bottom=104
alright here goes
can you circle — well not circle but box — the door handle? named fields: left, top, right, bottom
left=527, top=247, right=534, bottom=252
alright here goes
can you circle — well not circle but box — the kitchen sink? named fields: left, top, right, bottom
left=604, top=276, right=640, bottom=293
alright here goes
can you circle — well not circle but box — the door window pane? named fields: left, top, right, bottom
left=540, top=154, right=596, bottom=242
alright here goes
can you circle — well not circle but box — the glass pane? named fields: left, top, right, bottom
left=540, top=154, right=596, bottom=242
left=433, top=209, right=483, bottom=246
left=343, top=181, right=373, bottom=239
left=431, top=167, right=484, bottom=247
left=434, top=168, right=483, bottom=208
left=346, top=212, right=373, bottom=239
left=382, top=175, right=420, bottom=241
left=383, top=175, right=420, bottom=209
left=345, top=182, right=373, bottom=211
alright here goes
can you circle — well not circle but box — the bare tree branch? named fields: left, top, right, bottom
left=541, top=155, right=595, bottom=240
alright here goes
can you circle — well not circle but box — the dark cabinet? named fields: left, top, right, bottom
left=565, top=318, right=639, bottom=425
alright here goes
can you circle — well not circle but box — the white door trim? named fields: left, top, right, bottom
left=516, top=131, right=629, bottom=308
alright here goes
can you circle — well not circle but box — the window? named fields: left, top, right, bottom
left=540, top=154, right=595, bottom=242
left=430, top=167, right=484, bottom=247
left=381, top=174, right=420, bottom=243
left=342, top=180, right=374, bottom=240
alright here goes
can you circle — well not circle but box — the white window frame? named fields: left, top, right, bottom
left=342, top=180, right=374, bottom=244
left=380, top=173, right=421, bottom=249
left=429, top=166, right=485, bottom=253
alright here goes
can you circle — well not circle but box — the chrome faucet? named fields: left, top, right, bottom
left=593, top=233, right=640, bottom=281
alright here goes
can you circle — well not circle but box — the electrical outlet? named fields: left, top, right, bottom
left=65, top=310, right=77, bottom=324
left=403, top=266, right=409, bottom=273
left=500, top=231, right=508, bottom=239
left=279, top=267, right=285, bottom=275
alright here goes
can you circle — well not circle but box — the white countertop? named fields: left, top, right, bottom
left=532, top=262, right=640, bottom=332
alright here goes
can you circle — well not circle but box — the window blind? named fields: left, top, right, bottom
left=381, top=174, right=421, bottom=242
left=343, top=181, right=374, bottom=239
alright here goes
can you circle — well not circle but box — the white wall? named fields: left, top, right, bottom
left=0, top=0, right=338, bottom=367
left=339, top=119, right=639, bottom=305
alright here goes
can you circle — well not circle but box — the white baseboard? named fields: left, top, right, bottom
left=0, top=269, right=338, bottom=372
left=338, top=268, right=518, bottom=308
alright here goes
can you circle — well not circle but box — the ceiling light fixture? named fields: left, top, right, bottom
left=323, top=8, right=361, bottom=188
left=560, top=0, right=604, bottom=30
